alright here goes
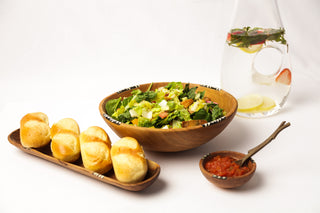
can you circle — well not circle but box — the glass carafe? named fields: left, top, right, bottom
left=220, top=0, right=291, bottom=118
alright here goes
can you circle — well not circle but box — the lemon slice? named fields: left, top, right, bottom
left=238, top=95, right=276, bottom=113
left=256, top=96, right=276, bottom=112
left=240, top=44, right=263, bottom=54
left=237, top=94, right=263, bottom=112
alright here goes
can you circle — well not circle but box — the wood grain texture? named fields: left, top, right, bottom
left=99, top=82, right=238, bottom=152
left=8, top=129, right=160, bottom=192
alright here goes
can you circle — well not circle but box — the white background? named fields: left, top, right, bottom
left=1, top=0, right=319, bottom=212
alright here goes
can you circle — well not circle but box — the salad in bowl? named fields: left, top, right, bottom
left=105, top=82, right=225, bottom=129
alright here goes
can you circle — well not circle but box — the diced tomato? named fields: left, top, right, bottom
left=159, top=112, right=169, bottom=119
left=276, top=68, right=292, bottom=85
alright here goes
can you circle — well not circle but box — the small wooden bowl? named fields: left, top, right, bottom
left=199, top=151, right=256, bottom=189
left=99, top=82, right=238, bottom=152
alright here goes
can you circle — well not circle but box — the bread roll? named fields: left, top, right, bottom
left=50, top=118, right=80, bottom=162
left=20, top=112, right=51, bottom=148
left=111, top=137, right=148, bottom=183
left=80, top=126, right=112, bottom=174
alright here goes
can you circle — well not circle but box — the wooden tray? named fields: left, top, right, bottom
left=8, top=129, right=161, bottom=192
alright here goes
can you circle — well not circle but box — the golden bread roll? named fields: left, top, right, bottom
left=50, top=118, right=80, bottom=162
left=20, top=112, right=51, bottom=148
left=80, top=126, right=112, bottom=174
left=111, top=137, right=148, bottom=183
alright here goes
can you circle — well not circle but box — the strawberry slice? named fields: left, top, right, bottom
left=276, top=68, right=292, bottom=85
left=226, top=31, right=244, bottom=42
left=227, top=33, right=231, bottom=42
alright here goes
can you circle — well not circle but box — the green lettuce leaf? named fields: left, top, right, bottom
left=105, top=97, right=121, bottom=115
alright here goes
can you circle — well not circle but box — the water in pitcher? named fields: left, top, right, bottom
left=220, top=0, right=291, bottom=118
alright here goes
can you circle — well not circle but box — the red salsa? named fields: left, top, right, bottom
left=204, top=155, right=250, bottom=177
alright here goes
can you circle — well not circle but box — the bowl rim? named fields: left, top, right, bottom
left=199, top=151, right=257, bottom=180
left=99, top=82, right=238, bottom=132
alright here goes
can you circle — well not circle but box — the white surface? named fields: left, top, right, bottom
left=1, top=0, right=319, bottom=212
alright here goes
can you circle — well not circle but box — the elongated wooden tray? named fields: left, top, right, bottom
left=8, top=129, right=160, bottom=192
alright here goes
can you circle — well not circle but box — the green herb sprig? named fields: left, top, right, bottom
left=227, top=27, right=287, bottom=48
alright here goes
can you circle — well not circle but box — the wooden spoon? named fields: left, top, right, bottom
left=235, top=121, right=291, bottom=167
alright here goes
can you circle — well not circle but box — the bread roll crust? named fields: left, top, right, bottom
left=50, top=118, right=80, bottom=138
left=111, top=137, right=148, bottom=183
left=80, top=126, right=112, bottom=174
left=50, top=118, right=80, bottom=162
left=20, top=112, right=51, bottom=148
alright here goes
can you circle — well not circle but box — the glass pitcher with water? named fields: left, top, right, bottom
left=220, top=0, right=291, bottom=118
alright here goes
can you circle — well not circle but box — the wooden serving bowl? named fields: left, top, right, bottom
left=99, top=82, right=237, bottom=152
left=199, top=151, right=256, bottom=189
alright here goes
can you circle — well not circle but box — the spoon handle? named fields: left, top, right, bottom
left=239, top=121, right=291, bottom=166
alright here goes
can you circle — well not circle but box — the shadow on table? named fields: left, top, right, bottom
left=232, top=171, right=264, bottom=192
left=136, top=178, right=168, bottom=195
